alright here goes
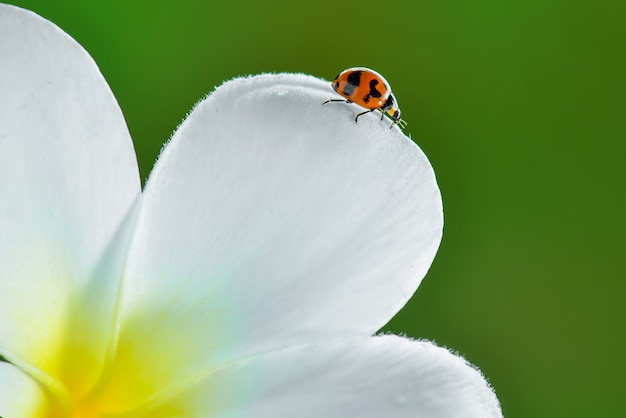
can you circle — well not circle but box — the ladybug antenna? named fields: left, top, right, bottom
left=390, top=117, right=407, bottom=130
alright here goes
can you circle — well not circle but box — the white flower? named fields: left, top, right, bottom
left=0, top=5, right=502, bottom=418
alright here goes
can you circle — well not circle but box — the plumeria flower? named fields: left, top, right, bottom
left=0, top=4, right=502, bottom=418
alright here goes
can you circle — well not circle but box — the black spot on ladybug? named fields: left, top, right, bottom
left=346, top=70, right=361, bottom=86
left=363, top=79, right=383, bottom=104
left=343, top=70, right=361, bottom=96
left=369, top=79, right=382, bottom=98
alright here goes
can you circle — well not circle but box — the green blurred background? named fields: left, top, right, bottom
left=7, top=0, right=624, bottom=416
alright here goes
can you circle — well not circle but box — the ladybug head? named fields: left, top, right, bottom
left=390, top=109, right=405, bottom=128
left=385, top=94, right=407, bottom=129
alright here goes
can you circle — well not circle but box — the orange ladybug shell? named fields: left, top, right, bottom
left=332, top=67, right=392, bottom=110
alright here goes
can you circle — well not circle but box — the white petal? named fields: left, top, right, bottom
left=140, top=336, right=501, bottom=418
left=106, top=73, right=442, bottom=405
left=0, top=362, right=54, bottom=417
left=0, top=4, right=140, bottom=393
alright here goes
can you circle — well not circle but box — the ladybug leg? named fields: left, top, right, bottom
left=323, top=99, right=352, bottom=105
left=354, top=109, right=376, bottom=123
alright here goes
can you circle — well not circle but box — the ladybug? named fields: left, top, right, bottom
left=323, top=67, right=406, bottom=129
